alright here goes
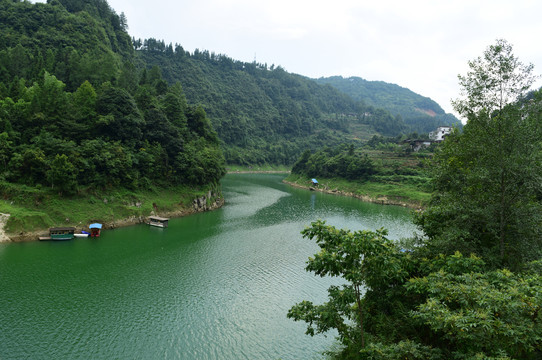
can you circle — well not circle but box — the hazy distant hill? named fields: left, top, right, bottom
left=316, top=76, right=461, bottom=133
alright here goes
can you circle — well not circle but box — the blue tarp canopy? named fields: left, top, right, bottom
left=311, top=178, right=318, bottom=183
left=89, top=223, right=102, bottom=229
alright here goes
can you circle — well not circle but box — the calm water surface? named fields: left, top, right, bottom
left=0, top=174, right=418, bottom=359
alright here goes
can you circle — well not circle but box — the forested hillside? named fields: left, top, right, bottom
left=136, top=45, right=414, bottom=164
left=0, top=0, right=461, bottom=177
left=0, top=0, right=225, bottom=195
left=316, top=76, right=462, bottom=133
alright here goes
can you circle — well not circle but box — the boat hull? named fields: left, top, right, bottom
left=50, top=234, right=74, bottom=241
left=149, top=222, right=166, bottom=228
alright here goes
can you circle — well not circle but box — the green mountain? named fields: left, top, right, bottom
left=315, top=76, right=462, bottom=133
left=0, top=0, right=459, bottom=173
left=135, top=46, right=408, bottom=165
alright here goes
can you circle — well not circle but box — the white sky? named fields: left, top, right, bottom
left=53, top=0, right=542, bottom=118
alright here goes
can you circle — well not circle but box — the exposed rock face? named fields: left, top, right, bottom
left=193, top=191, right=221, bottom=211
left=0, top=213, right=11, bottom=242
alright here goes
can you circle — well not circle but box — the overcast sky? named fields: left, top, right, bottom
left=103, top=0, right=542, bottom=118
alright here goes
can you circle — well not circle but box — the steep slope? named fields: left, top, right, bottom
left=0, top=0, right=225, bottom=192
left=316, top=76, right=462, bottom=133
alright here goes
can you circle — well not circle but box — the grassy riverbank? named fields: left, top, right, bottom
left=0, top=182, right=222, bottom=241
left=226, top=164, right=291, bottom=173
left=284, top=173, right=430, bottom=208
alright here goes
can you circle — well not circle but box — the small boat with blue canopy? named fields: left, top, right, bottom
left=89, top=223, right=102, bottom=237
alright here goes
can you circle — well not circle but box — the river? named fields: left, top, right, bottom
left=0, top=174, right=418, bottom=360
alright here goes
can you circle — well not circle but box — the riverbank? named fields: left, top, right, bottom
left=228, top=170, right=290, bottom=174
left=0, top=184, right=223, bottom=243
left=226, top=164, right=291, bottom=173
left=283, top=174, right=429, bottom=209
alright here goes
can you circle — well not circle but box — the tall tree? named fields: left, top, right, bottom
left=416, top=39, right=542, bottom=269
left=47, top=153, right=77, bottom=195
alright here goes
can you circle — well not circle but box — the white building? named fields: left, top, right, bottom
left=429, top=126, right=452, bottom=142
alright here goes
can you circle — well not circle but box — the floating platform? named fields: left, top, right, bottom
left=148, top=216, right=169, bottom=228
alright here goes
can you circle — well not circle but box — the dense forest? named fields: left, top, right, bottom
left=291, top=145, right=377, bottom=181
left=0, top=0, right=225, bottom=195
left=316, top=75, right=461, bottom=133
left=135, top=45, right=409, bottom=165
left=136, top=43, right=462, bottom=165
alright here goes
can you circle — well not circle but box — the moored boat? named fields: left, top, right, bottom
left=148, top=216, right=169, bottom=228
left=49, top=227, right=75, bottom=241
left=89, top=223, right=102, bottom=237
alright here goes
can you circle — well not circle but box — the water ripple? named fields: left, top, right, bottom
left=0, top=174, right=416, bottom=360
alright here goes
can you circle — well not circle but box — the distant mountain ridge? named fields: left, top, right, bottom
left=315, top=76, right=461, bottom=133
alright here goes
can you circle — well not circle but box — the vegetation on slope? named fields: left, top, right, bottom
left=0, top=0, right=225, bottom=234
left=316, top=76, right=462, bottom=133
left=285, top=139, right=432, bottom=207
left=135, top=41, right=439, bottom=165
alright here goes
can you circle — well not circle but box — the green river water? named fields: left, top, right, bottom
left=0, top=174, right=418, bottom=360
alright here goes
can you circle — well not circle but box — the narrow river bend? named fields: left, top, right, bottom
left=0, top=174, right=418, bottom=359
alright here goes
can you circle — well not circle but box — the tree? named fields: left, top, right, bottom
left=289, top=221, right=542, bottom=359
left=406, top=260, right=542, bottom=359
left=287, top=220, right=406, bottom=355
left=291, top=149, right=311, bottom=174
left=452, top=39, right=537, bottom=117
left=47, top=153, right=77, bottom=195
left=416, top=40, right=542, bottom=269
left=0, top=132, right=12, bottom=172
left=95, top=85, right=144, bottom=143
left=119, top=12, right=128, bottom=31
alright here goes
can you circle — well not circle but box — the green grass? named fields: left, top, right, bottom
left=285, top=173, right=430, bottom=207
left=226, top=164, right=291, bottom=173
left=0, top=182, right=218, bottom=235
